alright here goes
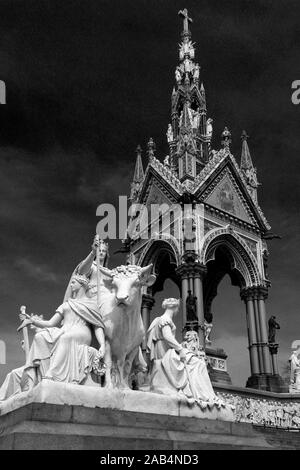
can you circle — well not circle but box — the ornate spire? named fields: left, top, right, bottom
left=130, top=145, right=144, bottom=202
left=169, top=9, right=210, bottom=183
left=178, top=8, right=193, bottom=39
left=133, top=145, right=144, bottom=182
left=181, top=102, right=193, bottom=131
left=240, top=130, right=260, bottom=203
left=240, top=130, right=253, bottom=171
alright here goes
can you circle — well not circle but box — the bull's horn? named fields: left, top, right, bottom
left=98, top=266, right=113, bottom=278
left=140, top=264, right=156, bottom=287
left=140, top=264, right=153, bottom=275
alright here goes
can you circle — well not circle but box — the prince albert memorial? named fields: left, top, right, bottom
left=0, top=9, right=299, bottom=450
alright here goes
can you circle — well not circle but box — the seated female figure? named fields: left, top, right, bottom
left=0, top=274, right=106, bottom=401
left=147, top=298, right=224, bottom=409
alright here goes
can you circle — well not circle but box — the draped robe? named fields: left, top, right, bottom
left=147, top=315, right=224, bottom=408
left=0, top=297, right=105, bottom=401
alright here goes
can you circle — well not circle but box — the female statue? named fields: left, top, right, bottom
left=289, top=348, right=300, bottom=392
left=147, top=298, right=224, bottom=408
left=64, top=235, right=110, bottom=302
left=0, top=274, right=106, bottom=400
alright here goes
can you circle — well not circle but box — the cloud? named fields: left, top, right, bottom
left=0, top=0, right=299, bottom=389
left=214, top=334, right=250, bottom=386
left=14, top=258, right=59, bottom=284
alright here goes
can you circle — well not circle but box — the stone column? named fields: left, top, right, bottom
left=241, top=289, right=260, bottom=376
left=269, top=343, right=279, bottom=375
left=252, top=293, right=264, bottom=373
left=141, top=294, right=155, bottom=358
left=193, top=265, right=207, bottom=347
left=188, top=275, right=193, bottom=292
left=176, top=261, right=206, bottom=340
left=257, top=288, right=272, bottom=375
left=175, top=265, right=189, bottom=327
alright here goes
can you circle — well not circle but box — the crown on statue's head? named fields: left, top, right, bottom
left=97, top=238, right=109, bottom=250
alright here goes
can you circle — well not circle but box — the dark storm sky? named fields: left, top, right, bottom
left=0, top=0, right=299, bottom=386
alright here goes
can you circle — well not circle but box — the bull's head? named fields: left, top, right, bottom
left=98, top=264, right=156, bottom=307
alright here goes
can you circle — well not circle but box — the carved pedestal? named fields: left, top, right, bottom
left=206, top=347, right=232, bottom=385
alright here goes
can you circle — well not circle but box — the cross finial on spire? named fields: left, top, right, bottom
left=178, top=8, right=193, bottom=35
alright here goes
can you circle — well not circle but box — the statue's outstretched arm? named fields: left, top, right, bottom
left=77, top=250, right=95, bottom=276
left=31, top=312, right=62, bottom=329
left=77, top=236, right=98, bottom=276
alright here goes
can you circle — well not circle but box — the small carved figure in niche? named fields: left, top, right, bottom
left=175, top=66, right=182, bottom=84
left=268, top=315, right=280, bottom=344
left=166, top=124, right=173, bottom=143
left=206, top=118, right=213, bottom=139
left=186, top=290, right=198, bottom=323
left=262, top=248, right=269, bottom=280
left=164, top=155, right=170, bottom=166
left=193, top=63, right=200, bottom=81
left=191, top=107, right=200, bottom=129
left=204, top=312, right=213, bottom=345
left=183, top=57, right=192, bottom=73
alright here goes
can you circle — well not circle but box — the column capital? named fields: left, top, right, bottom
left=141, top=293, right=155, bottom=309
left=240, top=287, right=253, bottom=302
left=256, top=286, right=268, bottom=301
left=176, top=262, right=207, bottom=280
left=240, top=286, right=268, bottom=302
left=268, top=343, right=279, bottom=355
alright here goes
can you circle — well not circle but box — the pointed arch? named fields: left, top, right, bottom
left=200, top=226, right=262, bottom=288
left=137, top=237, right=181, bottom=295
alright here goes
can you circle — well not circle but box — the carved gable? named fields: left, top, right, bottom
left=145, top=182, right=173, bottom=210
left=204, top=170, right=254, bottom=224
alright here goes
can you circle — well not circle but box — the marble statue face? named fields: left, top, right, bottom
left=98, top=245, right=108, bottom=261
left=112, top=275, right=141, bottom=308
left=70, top=278, right=82, bottom=294
left=98, top=265, right=155, bottom=309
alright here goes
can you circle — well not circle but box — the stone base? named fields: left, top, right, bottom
left=0, top=382, right=299, bottom=450
left=206, top=347, right=232, bottom=385
left=0, top=380, right=235, bottom=421
left=246, top=374, right=288, bottom=393
left=1, top=402, right=300, bottom=450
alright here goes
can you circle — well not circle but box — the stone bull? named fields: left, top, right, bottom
left=98, top=264, right=156, bottom=388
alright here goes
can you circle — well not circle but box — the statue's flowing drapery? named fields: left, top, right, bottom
left=147, top=315, right=224, bottom=407
left=63, top=260, right=111, bottom=303
left=0, top=298, right=105, bottom=401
